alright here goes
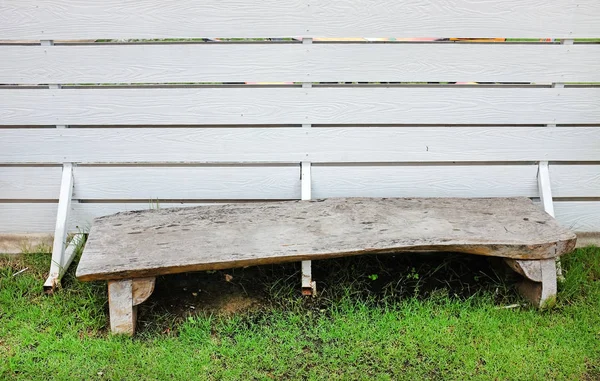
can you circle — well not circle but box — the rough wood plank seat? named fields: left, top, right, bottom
left=76, top=197, right=576, bottom=335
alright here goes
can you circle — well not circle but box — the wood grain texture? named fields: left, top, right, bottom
left=2, top=88, right=599, bottom=125
left=75, top=197, right=576, bottom=281
left=505, top=258, right=544, bottom=282
left=0, top=202, right=214, bottom=233
left=308, top=0, right=600, bottom=39
left=0, top=44, right=305, bottom=84
left=0, top=167, right=62, bottom=199
left=2, top=0, right=599, bottom=39
left=108, top=279, right=136, bottom=335
left=0, top=204, right=60, bottom=233
left=554, top=202, right=600, bottom=232
left=2, top=127, right=599, bottom=164
left=550, top=165, right=600, bottom=198
left=132, top=278, right=155, bottom=306
left=73, top=166, right=300, bottom=200
left=3, top=44, right=600, bottom=84
left=513, top=258, right=557, bottom=308
left=47, top=163, right=73, bottom=287
left=305, top=44, right=600, bottom=83
left=3, top=200, right=600, bottom=234
left=312, top=165, right=539, bottom=198
left=0, top=0, right=307, bottom=40
left=537, top=161, right=555, bottom=216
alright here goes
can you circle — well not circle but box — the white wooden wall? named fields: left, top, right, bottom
left=1, top=0, right=599, bottom=235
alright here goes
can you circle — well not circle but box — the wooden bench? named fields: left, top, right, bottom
left=2, top=1, right=597, bottom=335
left=76, top=197, right=576, bottom=335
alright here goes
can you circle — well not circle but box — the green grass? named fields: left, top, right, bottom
left=1, top=246, right=599, bottom=380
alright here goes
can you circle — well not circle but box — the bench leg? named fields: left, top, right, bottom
left=504, top=258, right=557, bottom=308
left=108, top=277, right=155, bottom=335
left=301, top=260, right=317, bottom=296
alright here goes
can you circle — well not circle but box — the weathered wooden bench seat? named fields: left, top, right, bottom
left=76, top=197, right=576, bottom=335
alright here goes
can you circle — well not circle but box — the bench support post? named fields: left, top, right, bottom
left=538, top=161, right=564, bottom=282
left=44, top=163, right=78, bottom=292
left=504, top=258, right=557, bottom=308
left=108, top=277, right=155, bottom=335
left=300, top=160, right=317, bottom=296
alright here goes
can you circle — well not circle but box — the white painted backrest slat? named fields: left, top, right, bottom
left=2, top=198, right=600, bottom=234
left=3, top=165, right=598, bottom=201
left=2, top=88, right=599, bottom=126
left=2, top=44, right=600, bottom=84
left=72, top=166, right=301, bottom=200
left=2, top=127, right=600, bottom=164
left=1, top=0, right=600, bottom=39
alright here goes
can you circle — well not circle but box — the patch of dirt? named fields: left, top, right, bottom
left=135, top=252, right=520, bottom=333
left=217, top=294, right=260, bottom=315
left=143, top=266, right=274, bottom=319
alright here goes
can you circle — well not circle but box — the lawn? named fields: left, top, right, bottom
left=1, top=246, right=599, bottom=380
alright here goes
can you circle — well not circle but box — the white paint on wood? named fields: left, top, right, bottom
left=554, top=202, right=600, bottom=232
left=294, top=164, right=593, bottom=200
left=537, top=162, right=555, bottom=217
left=0, top=202, right=221, bottom=233
left=2, top=88, right=599, bottom=125
left=313, top=165, right=540, bottom=198
left=2, top=0, right=599, bottom=39
left=300, top=158, right=315, bottom=295
left=301, top=259, right=316, bottom=296
left=0, top=0, right=307, bottom=40
left=2, top=127, right=600, bottom=164
left=551, top=165, right=600, bottom=198
left=301, top=162, right=312, bottom=201
left=61, top=233, right=83, bottom=269
left=3, top=44, right=600, bottom=84
left=0, top=167, right=62, bottom=199
left=306, top=44, right=600, bottom=83
left=308, top=0, right=600, bottom=39
left=43, top=163, right=73, bottom=289
left=0, top=44, right=304, bottom=84
left=72, top=166, right=300, bottom=200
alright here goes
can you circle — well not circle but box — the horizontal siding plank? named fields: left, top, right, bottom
left=551, top=165, right=600, bottom=198
left=554, top=202, right=600, bottom=232
left=1, top=127, right=599, bottom=164
left=312, top=165, right=539, bottom=198
left=73, top=166, right=300, bottom=200
left=0, top=0, right=307, bottom=40
left=309, top=0, right=600, bottom=39
left=0, top=202, right=214, bottom=233
left=0, top=203, right=59, bottom=233
left=0, top=44, right=305, bottom=84
left=2, top=165, right=594, bottom=201
left=2, top=88, right=599, bottom=125
left=307, top=44, right=600, bottom=84
left=3, top=201, right=599, bottom=234
left=3, top=44, right=600, bottom=84
left=2, top=0, right=599, bottom=39
left=0, top=167, right=62, bottom=199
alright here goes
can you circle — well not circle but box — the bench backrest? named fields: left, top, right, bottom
left=1, top=0, right=599, bottom=234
